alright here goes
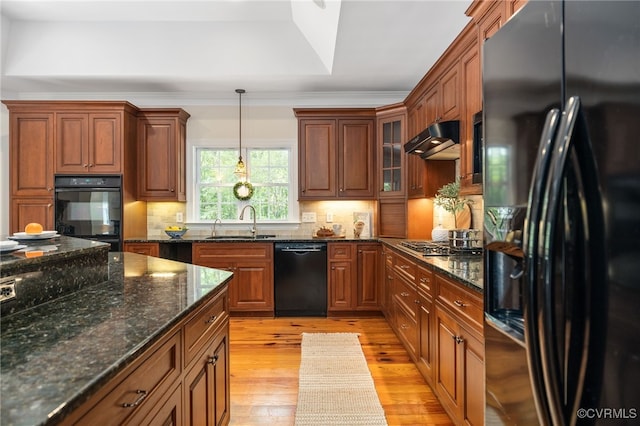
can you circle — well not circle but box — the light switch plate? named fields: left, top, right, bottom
left=176, top=212, right=184, bottom=223
left=301, top=212, right=317, bottom=223
left=326, top=212, right=333, bottom=222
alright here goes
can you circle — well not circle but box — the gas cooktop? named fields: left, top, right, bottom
left=400, top=240, right=482, bottom=256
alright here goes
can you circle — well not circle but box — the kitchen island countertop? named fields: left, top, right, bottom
left=0, top=252, right=232, bottom=426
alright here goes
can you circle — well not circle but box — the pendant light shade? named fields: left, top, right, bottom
left=234, top=88, right=247, bottom=181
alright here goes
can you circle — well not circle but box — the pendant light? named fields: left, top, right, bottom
left=233, top=88, right=247, bottom=181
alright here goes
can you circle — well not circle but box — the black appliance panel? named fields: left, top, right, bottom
left=274, top=243, right=327, bottom=317
left=54, top=175, right=123, bottom=251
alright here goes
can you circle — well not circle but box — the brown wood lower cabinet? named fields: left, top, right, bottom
left=61, top=285, right=229, bottom=426
left=192, top=243, right=274, bottom=316
left=184, top=330, right=229, bottom=426
left=328, top=242, right=382, bottom=315
left=381, top=244, right=484, bottom=426
left=124, top=242, right=160, bottom=257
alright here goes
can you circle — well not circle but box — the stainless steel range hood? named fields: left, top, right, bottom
left=403, top=120, right=460, bottom=160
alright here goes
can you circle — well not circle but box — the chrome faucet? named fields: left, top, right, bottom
left=211, top=218, right=222, bottom=237
left=239, top=205, right=257, bottom=237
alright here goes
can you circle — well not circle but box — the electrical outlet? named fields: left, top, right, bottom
left=301, top=212, right=317, bottom=223
left=176, top=212, right=184, bottom=223
left=0, top=278, right=16, bottom=303
left=326, top=212, right=334, bottom=222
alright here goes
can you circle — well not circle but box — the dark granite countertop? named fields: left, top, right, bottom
left=379, top=238, right=483, bottom=292
left=125, top=235, right=483, bottom=291
left=0, top=252, right=233, bottom=426
left=125, top=235, right=379, bottom=243
left=0, top=235, right=109, bottom=276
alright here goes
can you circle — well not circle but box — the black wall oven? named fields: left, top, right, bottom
left=472, top=110, right=483, bottom=184
left=54, top=176, right=122, bottom=251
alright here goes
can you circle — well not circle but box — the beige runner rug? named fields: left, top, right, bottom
left=294, top=333, right=388, bottom=426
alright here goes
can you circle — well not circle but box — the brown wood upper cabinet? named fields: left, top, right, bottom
left=137, top=109, right=190, bottom=202
left=376, top=104, right=407, bottom=198
left=295, top=108, right=376, bottom=200
left=55, top=112, right=123, bottom=173
left=3, top=101, right=138, bottom=233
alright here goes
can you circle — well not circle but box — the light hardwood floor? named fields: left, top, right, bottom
left=229, top=317, right=453, bottom=426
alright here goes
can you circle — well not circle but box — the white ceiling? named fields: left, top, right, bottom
left=0, top=0, right=472, bottom=106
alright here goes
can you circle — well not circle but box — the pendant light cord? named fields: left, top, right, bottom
left=236, top=88, right=245, bottom=160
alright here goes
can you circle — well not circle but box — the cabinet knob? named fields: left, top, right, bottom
left=205, top=314, right=217, bottom=324
left=170, top=188, right=175, bottom=192
left=339, top=188, right=343, bottom=192
left=83, top=163, right=88, bottom=167
left=208, top=354, right=219, bottom=365
left=47, top=187, right=53, bottom=192
left=400, top=291, right=409, bottom=297
left=89, top=163, right=94, bottom=167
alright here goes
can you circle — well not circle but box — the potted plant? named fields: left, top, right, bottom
left=434, top=179, right=472, bottom=229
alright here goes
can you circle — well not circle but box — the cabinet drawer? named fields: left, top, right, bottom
left=394, top=300, right=418, bottom=358
left=329, top=243, right=353, bottom=259
left=193, top=243, right=272, bottom=262
left=417, top=265, right=434, bottom=297
left=436, top=274, right=483, bottom=329
left=394, top=252, right=416, bottom=282
left=393, top=272, right=418, bottom=318
left=184, top=289, right=228, bottom=365
left=76, top=331, right=182, bottom=425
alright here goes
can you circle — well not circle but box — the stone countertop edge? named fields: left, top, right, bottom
left=125, top=235, right=380, bottom=243
left=0, top=253, right=233, bottom=426
left=125, top=236, right=483, bottom=292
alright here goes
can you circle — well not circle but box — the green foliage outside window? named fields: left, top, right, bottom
left=196, top=148, right=290, bottom=221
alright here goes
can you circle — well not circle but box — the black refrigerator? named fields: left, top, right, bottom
left=482, top=1, right=640, bottom=425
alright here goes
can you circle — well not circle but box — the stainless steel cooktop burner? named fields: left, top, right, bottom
left=400, top=240, right=482, bottom=256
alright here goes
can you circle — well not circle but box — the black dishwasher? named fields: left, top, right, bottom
left=274, top=242, right=327, bottom=317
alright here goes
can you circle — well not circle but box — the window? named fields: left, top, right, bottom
left=194, top=147, right=293, bottom=221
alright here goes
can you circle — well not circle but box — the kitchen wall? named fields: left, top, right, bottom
left=147, top=200, right=377, bottom=238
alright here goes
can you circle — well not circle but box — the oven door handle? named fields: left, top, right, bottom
left=55, top=187, right=121, bottom=192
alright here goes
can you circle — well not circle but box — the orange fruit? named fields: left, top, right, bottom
left=25, top=222, right=44, bottom=234
left=25, top=251, right=44, bottom=258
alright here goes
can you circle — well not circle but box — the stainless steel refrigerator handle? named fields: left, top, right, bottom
left=522, top=107, right=561, bottom=425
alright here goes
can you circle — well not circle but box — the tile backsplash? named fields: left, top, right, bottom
left=146, top=197, right=482, bottom=238
left=146, top=200, right=377, bottom=238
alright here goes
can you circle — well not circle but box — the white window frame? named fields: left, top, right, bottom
left=187, top=138, right=299, bottom=225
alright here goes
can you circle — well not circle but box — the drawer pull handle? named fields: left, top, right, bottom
left=453, top=300, right=467, bottom=307
left=400, top=324, right=408, bottom=329
left=205, top=314, right=217, bottom=324
left=208, top=354, right=219, bottom=365
left=400, top=291, right=410, bottom=297
left=122, top=389, right=148, bottom=408
left=420, top=277, right=430, bottom=283
left=399, top=265, right=410, bottom=270
left=414, top=299, right=420, bottom=304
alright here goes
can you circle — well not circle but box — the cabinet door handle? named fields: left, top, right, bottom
left=453, top=300, right=467, bottom=307
left=122, top=390, right=148, bottom=408
left=414, top=299, right=420, bottom=304
left=208, top=354, right=219, bottom=365
left=400, top=291, right=409, bottom=297
left=205, top=314, right=217, bottom=324
left=455, top=336, right=464, bottom=344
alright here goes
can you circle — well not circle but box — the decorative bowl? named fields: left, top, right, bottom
left=165, top=229, right=187, bottom=239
